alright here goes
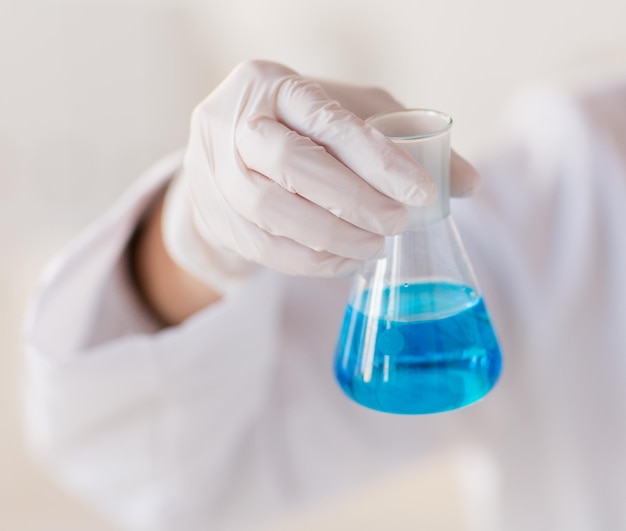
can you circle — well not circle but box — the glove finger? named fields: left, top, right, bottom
left=274, top=77, right=436, bottom=207
left=192, top=203, right=361, bottom=277
left=218, top=165, right=385, bottom=260
left=314, top=80, right=405, bottom=120
left=238, top=116, right=408, bottom=236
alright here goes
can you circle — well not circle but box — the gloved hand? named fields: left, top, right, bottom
left=162, top=60, right=479, bottom=293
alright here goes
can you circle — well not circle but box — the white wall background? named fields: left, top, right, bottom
left=1, top=0, right=625, bottom=529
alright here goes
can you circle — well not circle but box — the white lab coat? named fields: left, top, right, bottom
left=24, top=83, right=626, bottom=531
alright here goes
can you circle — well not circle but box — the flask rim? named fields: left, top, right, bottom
left=366, top=108, right=453, bottom=141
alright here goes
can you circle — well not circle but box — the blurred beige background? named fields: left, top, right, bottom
left=1, top=0, right=625, bottom=529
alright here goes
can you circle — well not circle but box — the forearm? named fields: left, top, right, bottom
left=130, top=190, right=222, bottom=326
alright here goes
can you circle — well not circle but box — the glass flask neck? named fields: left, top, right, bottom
left=404, top=132, right=450, bottom=227
left=366, top=109, right=452, bottom=228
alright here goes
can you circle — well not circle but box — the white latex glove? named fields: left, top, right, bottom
left=163, top=60, right=478, bottom=293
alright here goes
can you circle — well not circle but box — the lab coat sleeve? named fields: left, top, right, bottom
left=23, top=152, right=284, bottom=531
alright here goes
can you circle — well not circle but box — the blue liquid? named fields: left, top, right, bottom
left=334, top=282, right=502, bottom=414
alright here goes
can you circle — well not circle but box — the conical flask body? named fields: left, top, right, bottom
left=334, top=108, right=502, bottom=414
left=334, top=217, right=502, bottom=414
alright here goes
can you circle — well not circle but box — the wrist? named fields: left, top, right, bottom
left=130, top=189, right=222, bottom=327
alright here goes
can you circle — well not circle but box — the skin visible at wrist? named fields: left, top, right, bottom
left=130, top=191, right=222, bottom=327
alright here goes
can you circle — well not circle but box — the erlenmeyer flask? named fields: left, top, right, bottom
left=334, top=109, right=502, bottom=414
